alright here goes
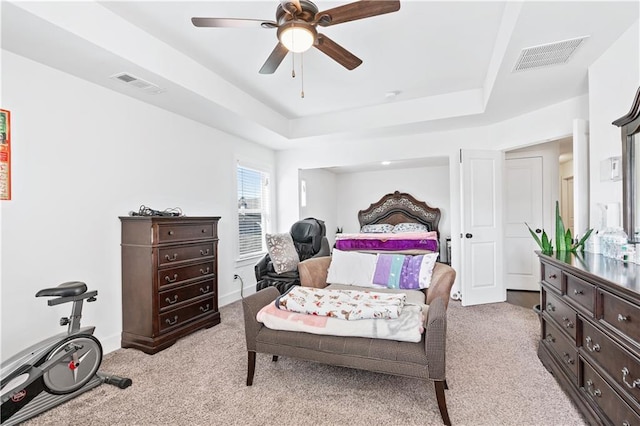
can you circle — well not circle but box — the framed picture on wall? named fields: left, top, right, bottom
left=1, top=108, right=11, bottom=200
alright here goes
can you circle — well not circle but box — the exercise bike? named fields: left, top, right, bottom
left=1, top=281, right=132, bottom=425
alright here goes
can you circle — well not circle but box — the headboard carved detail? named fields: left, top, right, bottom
left=358, top=191, right=441, bottom=238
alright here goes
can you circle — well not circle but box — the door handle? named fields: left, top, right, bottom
left=465, top=233, right=473, bottom=238
left=535, top=228, right=542, bottom=234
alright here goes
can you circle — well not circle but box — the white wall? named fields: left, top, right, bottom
left=277, top=95, right=589, bottom=291
left=0, top=51, right=275, bottom=360
left=334, top=165, right=451, bottom=258
left=588, top=20, right=640, bottom=230
left=299, top=168, right=338, bottom=246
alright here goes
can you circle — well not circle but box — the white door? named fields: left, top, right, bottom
left=460, top=150, right=505, bottom=306
left=504, top=157, right=543, bottom=291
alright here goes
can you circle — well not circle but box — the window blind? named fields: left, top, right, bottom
left=237, top=165, right=270, bottom=257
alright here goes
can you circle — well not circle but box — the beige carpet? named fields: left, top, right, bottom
left=23, top=298, right=585, bottom=426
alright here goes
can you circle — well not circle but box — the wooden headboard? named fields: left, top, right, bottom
left=357, top=191, right=441, bottom=238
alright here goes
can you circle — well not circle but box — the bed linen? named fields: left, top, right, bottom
left=335, top=231, right=438, bottom=252
left=275, top=286, right=406, bottom=320
left=257, top=301, right=424, bottom=342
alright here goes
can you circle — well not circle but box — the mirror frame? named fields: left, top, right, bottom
left=613, top=87, right=640, bottom=243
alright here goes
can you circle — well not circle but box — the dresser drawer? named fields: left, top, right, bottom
left=582, top=320, right=640, bottom=407
left=542, top=262, right=562, bottom=292
left=582, top=359, right=640, bottom=426
left=158, top=242, right=215, bottom=267
left=599, top=289, right=640, bottom=348
left=158, top=279, right=216, bottom=311
left=543, top=319, right=578, bottom=381
left=158, top=261, right=215, bottom=289
left=157, top=222, right=215, bottom=243
left=159, top=296, right=216, bottom=332
left=565, top=274, right=595, bottom=316
left=544, top=290, right=577, bottom=340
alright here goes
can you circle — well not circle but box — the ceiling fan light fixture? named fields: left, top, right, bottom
left=278, top=22, right=316, bottom=53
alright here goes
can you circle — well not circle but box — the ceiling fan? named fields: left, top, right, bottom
left=191, top=0, right=401, bottom=75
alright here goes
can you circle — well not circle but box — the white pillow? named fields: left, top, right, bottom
left=392, top=222, right=430, bottom=233
left=265, top=233, right=299, bottom=274
left=326, top=249, right=378, bottom=287
left=418, top=252, right=439, bottom=288
left=360, top=224, right=394, bottom=233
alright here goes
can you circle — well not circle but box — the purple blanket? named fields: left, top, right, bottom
left=335, top=238, right=438, bottom=252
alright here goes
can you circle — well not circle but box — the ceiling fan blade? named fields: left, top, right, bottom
left=191, top=17, right=277, bottom=29
left=259, top=43, right=289, bottom=74
left=315, top=1, right=400, bottom=27
left=280, top=0, right=302, bottom=15
left=314, top=34, right=362, bottom=70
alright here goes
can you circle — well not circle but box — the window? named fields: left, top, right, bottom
left=237, top=164, right=271, bottom=258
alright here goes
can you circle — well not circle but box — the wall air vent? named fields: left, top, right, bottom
left=109, top=72, right=165, bottom=94
left=513, top=36, right=589, bottom=72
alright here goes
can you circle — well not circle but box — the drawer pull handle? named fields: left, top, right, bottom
left=618, top=313, right=629, bottom=322
left=165, top=295, right=178, bottom=305
left=165, top=253, right=178, bottom=262
left=573, top=289, right=583, bottom=295
left=200, top=267, right=210, bottom=275
left=585, top=379, right=601, bottom=397
left=561, top=316, right=574, bottom=329
left=200, top=304, right=210, bottom=313
left=562, top=352, right=575, bottom=365
left=622, top=367, right=640, bottom=389
left=546, top=303, right=555, bottom=312
left=201, top=229, right=207, bottom=233
left=165, top=316, right=178, bottom=326
left=585, top=336, right=600, bottom=352
left=548, top=274, right=557, bottom=279
left=199, top=286, right=210, bottom=294
left=165, top=274, right=178, bottom=283
left=200, top=249, right=210, bottom=256
left=168, top=230, right=174, bottom=236
left=545, top=333, right=555, bottom=343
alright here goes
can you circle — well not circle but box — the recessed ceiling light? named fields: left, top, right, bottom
left=381, top=161, right=391, bottom=166
left=384, top=91, right=400, bottom=100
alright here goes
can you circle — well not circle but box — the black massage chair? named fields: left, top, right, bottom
left=255, top=217, right=331, bottom=294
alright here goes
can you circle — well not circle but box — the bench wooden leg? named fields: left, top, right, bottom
left=434, top=380, right=451, bottom=426
left=246, top=351, right=256, bottom=386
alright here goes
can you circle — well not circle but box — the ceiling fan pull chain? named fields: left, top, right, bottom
left=300, top=53, right=305, bottom=99
left=291, top=52, right=296, bottom=78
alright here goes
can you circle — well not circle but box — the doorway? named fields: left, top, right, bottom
left=504, top=138, right=571, bottom=292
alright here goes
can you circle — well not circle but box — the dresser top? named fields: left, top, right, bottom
left=539, top=251, right=640, bottom=297
left=119, top=216, right=221, bottom=221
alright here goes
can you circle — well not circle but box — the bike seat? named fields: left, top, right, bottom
left=35, top=281, right=87, bottom=298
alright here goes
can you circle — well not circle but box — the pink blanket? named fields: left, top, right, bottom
left=257, top=302, right=424, bottom=342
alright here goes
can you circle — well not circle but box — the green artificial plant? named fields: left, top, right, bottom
left=526, top=201, right=593, bottom=255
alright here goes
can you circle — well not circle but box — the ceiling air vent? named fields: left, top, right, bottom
left=110, top=72, right=165, bottom=94
left=513, top=36, right=589, bottom=72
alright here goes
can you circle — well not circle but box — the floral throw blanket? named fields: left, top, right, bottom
left=276, top=286, right=406, bottom=320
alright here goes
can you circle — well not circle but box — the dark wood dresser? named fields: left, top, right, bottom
left=120, top=216, right=221, bottom=354
left=538, top=251, right=640, bottom=425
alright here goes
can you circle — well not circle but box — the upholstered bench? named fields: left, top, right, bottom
left=242, top=257, right=456, bottom=425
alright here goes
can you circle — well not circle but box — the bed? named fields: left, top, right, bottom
left=335, top=191, right=441, bottom=254
left=242, top=191, right=456, bottom=425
